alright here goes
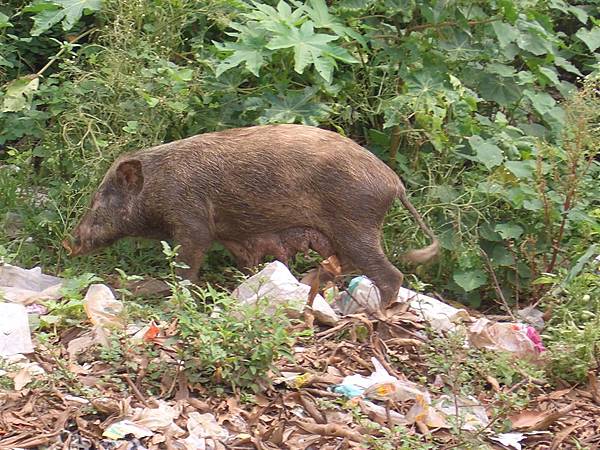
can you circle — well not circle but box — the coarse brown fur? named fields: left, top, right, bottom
left=64, top=124, right=439, bottom=306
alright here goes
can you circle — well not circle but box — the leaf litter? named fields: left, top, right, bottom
left=0, top=260, right=599, bottom=449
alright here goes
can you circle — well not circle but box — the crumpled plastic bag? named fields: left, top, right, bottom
left=334, top=357, right=398, bottom=397
left=0, top=264, right=63, bottom=304
left=337, top=276, right=470, bottom=331
left=103, top=400, right=184, bottom=439
left=0, top=303, right=34, bottom=356
left=232, top=261, right=339, bottom=324
left=186, top=412, right=229, bottom=440
left=364, top=377, right=431, bottom=404
left=469, top=318, right=545, bottom=359
left=398, top=286, right=470, bottom=332
left=405, top=394, right=449, bottom=428
left=83, top=284, right=125, bottom=330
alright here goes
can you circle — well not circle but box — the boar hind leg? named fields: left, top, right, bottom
left=336, top=231, right=403, bottom=307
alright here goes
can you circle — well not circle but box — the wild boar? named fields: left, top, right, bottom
left=63, top=124, right=439, bottom=306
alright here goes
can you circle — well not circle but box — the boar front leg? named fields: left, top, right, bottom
left=173, top=228, right=212, bottom=284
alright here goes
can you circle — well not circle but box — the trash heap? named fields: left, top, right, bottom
left=0, top=260, right=587, bottom=449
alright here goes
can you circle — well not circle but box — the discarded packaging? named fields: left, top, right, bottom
left=83, top=284, right=125, bottom=330
left=0, top=264, right=63, bottom=304
left=433, top=395, right=490, bottom=431
left=405, top=394, right=449, bottom=428
left=334, top=357, right=398, bottom=398
left=364, top=378, right=431, bottom=403
left=489, top=431, right=551, bottom=450
left=0, top=303, right=34, bottom=356
left=232, top=261, right=338, bottom=324
left=337, top=276, right=382, bottom=315
left=186, top=412, right=229, bottom=440
left=103, top=400, right=185, bottom=440
left=338, top=276, right=470, bottom=331
left=469, top=318, right=545, bottom=358
left=311, top=295, right=339, bottom=326
left=132, top=400, right=183, bottom=431
left=398, top=286, right=470, bottom=332
left=489, top=432, right=527, bottom=450
left=103, top=420, right=153, bottom=439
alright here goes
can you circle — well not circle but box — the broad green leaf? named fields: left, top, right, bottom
left=29, top=0, right=103, bottom=36
left=0, top=55, right=13, bottom=68
left=543, top=105, right=566, bottom=132
left=477, top=181, right=504, bottom=195
left=335, top=0, right=376, bottom=10
left=248, top=1, right=305, bottom=34
left=214, top=25, right=270, bottom=77
left=576, top=26, right=600, bottom=52
left=494, top=223, right=524, bottom=240
left=215, top=46, right=266, bottom=77
left=0, top=12, right=12, bottom=29
left=267, top=21, right=355, bottom=82
left=491, top=21, right=518, bottom=48
left=486, top=63, right=516, bottom=77
left=477, top=74, right=521, bottom=106
left=258, top=87, right=330, bottom=125
left=554, top=56, right=582, bottom=76
left=453, top=270, right=487, bottom=292
left=568, top=6, right=589, bottom=24
left=305, top=0, right=366, bottom=45
left=468, top=136, right=504, bottom=170
left=491, top=245, right=514, bottom=266
left=538, top=67, right=560, bottom=86
left=515, top=25, right=553, bottom=56
left=564, top=244, right=597, bottom=285
left=2, top=76, right=39, bottom=112
left=504, top=160, right=535, bottom=179
left=523, top=198, right=543, bottom=211
left=526, top=91, right=556, bottom=116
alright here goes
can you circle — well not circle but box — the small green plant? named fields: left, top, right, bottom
left=424, top=330, right=543, bottom=430
left=543, top=259, right=600, bottom=383
left=160, top=241, right=295, bottom=393
left=366, top=425, right=435, bottom=450
left=38, top=272, right=103, bottom=329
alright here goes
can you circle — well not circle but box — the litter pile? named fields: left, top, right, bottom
left=0, top=260, right=597, bottom=449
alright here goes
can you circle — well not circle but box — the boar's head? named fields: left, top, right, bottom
left=63, top=159, right=144, bottom=256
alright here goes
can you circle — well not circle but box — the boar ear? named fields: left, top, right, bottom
left=116, top=159, right=144, bottom=194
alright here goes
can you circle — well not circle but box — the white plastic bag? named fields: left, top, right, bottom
left=0, top=264, right=63, bottom=304
left=232, top=261, right=338, bottom=324
left=0, top=303, right=34, bottom=356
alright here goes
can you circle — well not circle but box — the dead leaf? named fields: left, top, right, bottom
left=12, top=367, right=34, bottom=391
left=550, top=420, right=589, bottom=450
left=588, top=370, right=600, bottom=404
left=292, top=420, right=364, bottom=442
left=509, top=404, right=578, bottom=431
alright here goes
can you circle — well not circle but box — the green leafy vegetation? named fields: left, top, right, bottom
left=543, top=254, right=600, bottom=383
left=1, top=0, right=600, bottom=396
left=2, top=0, right=599, bottom=305
left=66, top=243, right=296, bottom=395
left=161, top=242, right=295, bottom=393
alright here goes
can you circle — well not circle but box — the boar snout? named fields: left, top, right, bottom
left=62, top=230, right=86, bottom=256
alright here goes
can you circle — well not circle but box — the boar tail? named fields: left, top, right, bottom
left=397, top=187, right=440, bottom=264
